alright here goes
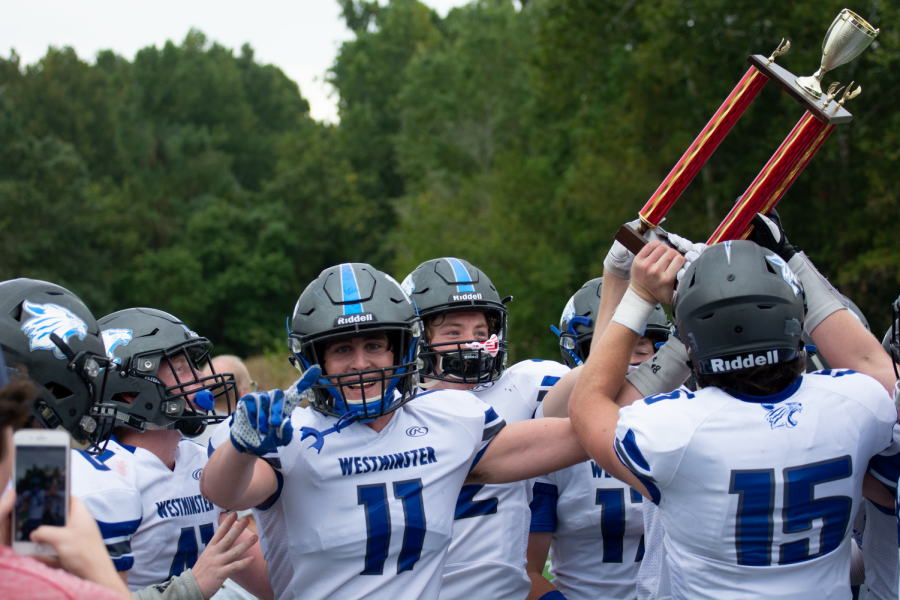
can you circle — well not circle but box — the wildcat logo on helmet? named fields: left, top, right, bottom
left=765, top=254, right=802, bottom=297
left=705, top=350, right=785, bottom=373
left=101, top=329, right=133, bottom=365
left=21, top=301, right=88, bottom=359
left=400, top=274, right=416, bottom=297
left=333, top=313, right=377, bottom=327
left=450, top=293, right=483, bottom=302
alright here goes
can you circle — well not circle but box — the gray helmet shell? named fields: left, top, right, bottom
left=0, top=278, right=112, bottom=448
left=290, top=263, right=423, bottom=419
left=673, top=240, right=807, bottom=375
left=402, top=258, right=508, bottom=384
left=98, top=308, right=235, bottom=436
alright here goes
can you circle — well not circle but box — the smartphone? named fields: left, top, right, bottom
left=12, top=429, right=70, bottom=556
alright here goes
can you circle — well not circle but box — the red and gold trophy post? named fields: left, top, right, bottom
left=616, top=9, right=879, bottom=253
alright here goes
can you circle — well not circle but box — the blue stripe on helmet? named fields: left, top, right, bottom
left=340, top=264, right=364, bottom=315
left=445, top=258, right=475, bottom=293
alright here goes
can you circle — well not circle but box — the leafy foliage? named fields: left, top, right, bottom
left=1, top=0, right=898, bottom=362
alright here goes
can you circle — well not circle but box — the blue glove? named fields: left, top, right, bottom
left=229, top=365, right=321, bottom=456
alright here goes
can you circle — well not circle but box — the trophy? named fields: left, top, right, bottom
left=796, top=9, right=879, bottom=99
left=615, top=9, right=879, bottom=254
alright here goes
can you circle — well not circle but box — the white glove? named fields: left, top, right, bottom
left=667, top=233, right=708, bottom=282
left=603, top=218, right=669, bottom=280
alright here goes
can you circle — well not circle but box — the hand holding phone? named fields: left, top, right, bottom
left=12, top=429, right=70, bottom=556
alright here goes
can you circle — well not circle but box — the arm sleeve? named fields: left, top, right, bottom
left=529, top=477, right=559, bottom=533
left=861, top=499, right=900, bottom=599
left=71, top=451, right=142, bottom=571
left=132, top=569, right=204, bottom=600
left=614, top=396, right=695, bottom=504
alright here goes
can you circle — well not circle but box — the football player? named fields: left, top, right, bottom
left=571, top=240, right=897, bottom=599
left=0, top=279, right=145, bottom=574
left=91, top=308, right=270, bottom=599
left=201, top=263, right=588, bottom=600
left=400, top=257, right=570, bottom=600
left=527, top=277, right=659, bottom=600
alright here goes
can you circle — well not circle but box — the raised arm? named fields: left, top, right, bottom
left=810, top=309, right=896, bottom=392
left=569, top=242, right=684, bottom=499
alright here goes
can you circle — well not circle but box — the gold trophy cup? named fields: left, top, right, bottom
left=796, top=8, right=879, bottom=99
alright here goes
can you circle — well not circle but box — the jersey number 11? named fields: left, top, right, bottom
left=357, top=479, right=426, bottom=575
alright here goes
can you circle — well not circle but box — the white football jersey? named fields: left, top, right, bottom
left=530, top=459, right=644, bottom=600
left=209, top=389, right=505, bottom=600
left=615, top=370, right=896, bottom=600
left=71, top=449, right=143, bottom=571
left=440, top=359, right=569, bottom=600
left=98, top=436, right=223, bottom=591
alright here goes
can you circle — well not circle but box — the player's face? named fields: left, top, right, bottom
left=322, top=333, right=395, bottom=401
left=428, top=311, right=489, bottom=390
left=157, top=354, right=203, bottom=406
left=630, top=336, right=655, bottom=364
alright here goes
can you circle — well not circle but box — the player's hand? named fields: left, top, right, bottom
left=603, top=218, right=670, bottom=280
left=630, top=241, right=684, bottom=305
left=230, top=365, right=321, bottom=456
left=751, top=209, right=797, bottom=261
left=30, top=497, right=128, bottom=595
left=192, top=512, right=258, bottom=600
left=666, top=232, right=708, bottom=282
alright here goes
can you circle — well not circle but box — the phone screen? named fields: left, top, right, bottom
left=14, top=445, right=68, bottom=541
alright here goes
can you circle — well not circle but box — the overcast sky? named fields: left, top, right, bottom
left=1, top=0, right=471, bottom=122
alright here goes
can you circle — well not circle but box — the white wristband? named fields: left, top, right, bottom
left=612, top=287, right=656, bottom=335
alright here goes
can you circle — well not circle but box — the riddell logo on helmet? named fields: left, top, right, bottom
left=710, top=350, right=780, bottom=372
left=450, top=293, right=482, bottom=302
left=334, top=313, right=377, bottom=327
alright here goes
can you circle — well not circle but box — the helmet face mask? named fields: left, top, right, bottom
left=403, top=258, right=509, bottom=386
left=290, top=264, right=423, bottom=420
left=100, top=308, right=236, bottom=436
left=0, top=279, right=116, bottom=452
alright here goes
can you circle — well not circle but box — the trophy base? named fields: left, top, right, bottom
left=748, top=55, right=852, bottom=125
left=795, top=75, right=823, bottom=99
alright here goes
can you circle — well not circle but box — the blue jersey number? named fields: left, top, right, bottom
left=357, top=479, right=426, bottom=575
left=595, top=487, right=644, bottom=563
left=729, top=455, right=852, bottom=566
left=169, top=523, right=215, bottom=577
left=454, top=484, right=498, bottom=520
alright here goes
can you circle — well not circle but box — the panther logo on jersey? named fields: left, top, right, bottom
left=101, top=329, right=133, bottom=365
left=762, top=402, right=802, bottom=429
left=21, top=301, right=88, bottom=359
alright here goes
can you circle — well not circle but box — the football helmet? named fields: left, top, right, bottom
left=0, top=278, right=114, bottom=451
left=673, top=240, right=807, bottom=374
left=289, top=263, right=423, bottom=420
left=553, top=277, right=671, bottom=368
left=401, top=257, right=509, bottom=385
left=98, top=308, right=236, bottom=437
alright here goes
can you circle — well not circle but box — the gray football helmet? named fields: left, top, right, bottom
left=554, top=277, right=671, bottom=368
left=0, top=278, right=115, bottom=450
left=401, top=257, right=509, bottom=384
left=289, top=263, right=423, bottom=420
left=673, top=240, right=807, bottom=374
left=99, top=308, right=236, bottom=437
